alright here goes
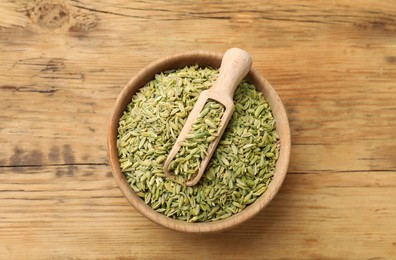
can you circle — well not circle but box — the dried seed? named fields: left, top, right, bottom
left=254, top=104, right=267, bottom=117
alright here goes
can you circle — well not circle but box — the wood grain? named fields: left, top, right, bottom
left=1, top=0, right=396, bottom=258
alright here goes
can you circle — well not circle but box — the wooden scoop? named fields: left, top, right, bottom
left=163, top=48, right=252, bottom=186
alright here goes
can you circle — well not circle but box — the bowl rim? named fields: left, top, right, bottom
left=107, top=50, right=291, bottom=233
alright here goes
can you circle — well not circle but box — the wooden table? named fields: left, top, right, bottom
left=1, top=0, right=395, bottom=259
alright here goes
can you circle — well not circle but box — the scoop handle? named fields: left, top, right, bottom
left=211, top=48, right=252, bottom=97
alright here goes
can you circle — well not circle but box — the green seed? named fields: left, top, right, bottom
left=155, top=155, right=166, bottom=164
left=265, top=152, right=274, bottom=158
left=204, top=118, right=217, bottom=128
left=254, top=104, right=267, bottom=117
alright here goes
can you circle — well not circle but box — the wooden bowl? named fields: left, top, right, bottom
left=107, top=50, right=291, bottom=233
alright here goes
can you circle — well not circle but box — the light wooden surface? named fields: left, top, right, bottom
left=1, top=0, right=395, bottom=259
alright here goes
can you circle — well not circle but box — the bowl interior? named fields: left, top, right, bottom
left=107, top=50, right=291, bottom=233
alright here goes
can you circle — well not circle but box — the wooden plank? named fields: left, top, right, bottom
left=1, top=0, right=395, bottom=170
left=1, top=165, right=395, bottom=259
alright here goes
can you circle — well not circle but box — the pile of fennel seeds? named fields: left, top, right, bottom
left=117, top=65, right=279, bottom=222
left=167, top=99, right=225, bottom=182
